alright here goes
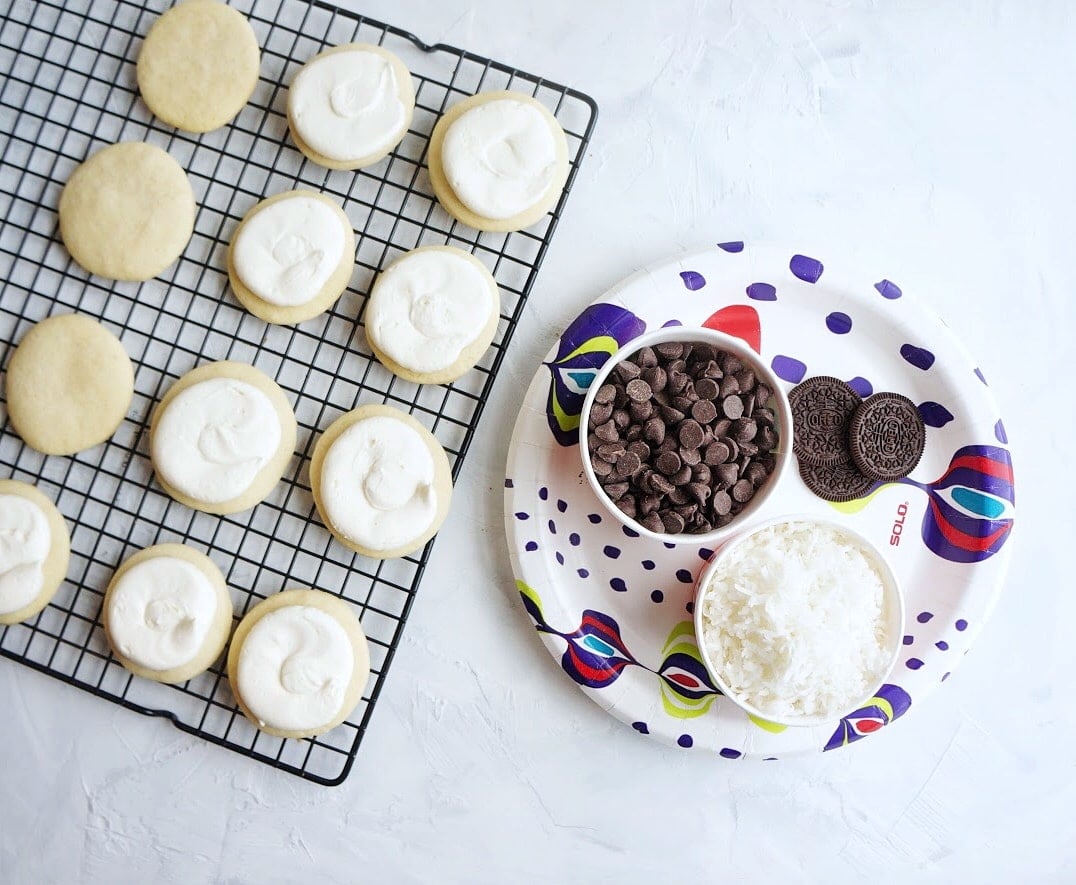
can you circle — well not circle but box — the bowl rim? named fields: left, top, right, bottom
left=577, top=325, right=794, bottom=547
left=691, top=513, right=907, bottom=728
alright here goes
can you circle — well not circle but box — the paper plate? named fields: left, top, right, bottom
left=504, top=243, right=1015, bottom=757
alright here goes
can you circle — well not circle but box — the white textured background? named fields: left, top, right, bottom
left=4, top=0, right=1075, bottom=882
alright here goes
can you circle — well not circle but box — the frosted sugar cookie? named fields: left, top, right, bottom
left=149, top=361, right=296, bottom=515
left=227, top=190, right=355, bottom=325
left=103, top=544, right=232, bottom=684
left=287, top=43, right=414, bottom=170
left=228, top=589, right=370, bottom=739
left=311, top=405, right=452, bottom=559
left=59, top=141, right=195, bottom=281
left=428, top=90, right=569, bottom=232
left=5, top=314, right=134, bottom=456
left=0, top=480, right=70, bottom=626
left=365, top=246, right=500, bottom=385
left=137, top=0, right=261, bottom=133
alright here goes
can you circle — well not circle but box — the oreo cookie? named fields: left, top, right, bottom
left=788, top=375, right=861, bottom=466
left=848, top=392, right=925, bottom=481
left=798, top=459, right=876, bottom=503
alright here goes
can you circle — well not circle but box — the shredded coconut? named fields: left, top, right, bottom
left=699, top=520, right=893, bottom=719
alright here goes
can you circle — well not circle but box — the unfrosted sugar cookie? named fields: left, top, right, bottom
left=137, top=0, right=261, bottom=133
left=5, top=314, right=134, bottom=456
left=0, top=480, right=70, bottom=626
left=103, top=544, right=233, bottom=684
left=149, top=361, right=296, bottom=515
left=59, top=142, right=195, bottom=281
left=287, top=43, right=414, bottom=170
left=428, top=90, right=569, bottom=232
left=311, top=405, right=452, bottom=559
left=228, top=190, right=355, bottom=324
left=365, top=246, right=500, bottom=385
left=227, top=589, right=370, bottom=739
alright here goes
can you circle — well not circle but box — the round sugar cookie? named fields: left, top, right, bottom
left=59, top=142, right=195, bottom=281
left=310, top=404, right=453, bottom=559
left=0, top=480, right=70, bottom=626
left=227, top=190, right=355, bottom=325
left=287, top=43, right=415, bottom=170
left=227, top=588, right=370, bottom=739
left=103, top=543, right=233, bottom=684
left=137, top=0, right=261, bottom=133
left=5, top=314, right=134, bottom=456
left=365, top=245, right=500, bottom=385
left=149, top=361, right=296, bottom=515
left=428, top=90, right=569, bottom=232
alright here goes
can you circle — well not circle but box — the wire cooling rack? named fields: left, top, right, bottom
left=0, top=0, right=597, bottom=785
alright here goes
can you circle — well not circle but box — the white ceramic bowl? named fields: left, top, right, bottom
left=578, top=326, right=793, bottom=547
left=692, top=515, right=906, bottom=727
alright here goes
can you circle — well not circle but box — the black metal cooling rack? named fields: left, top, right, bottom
left=0, top=0, right=597, bottom=785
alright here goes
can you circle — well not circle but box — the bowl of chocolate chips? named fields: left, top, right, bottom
left=579, top=326, right=793, bottom=545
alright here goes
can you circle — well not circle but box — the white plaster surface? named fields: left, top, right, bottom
left=3, top=0, right=1075, bottom=882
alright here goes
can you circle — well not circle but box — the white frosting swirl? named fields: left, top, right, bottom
left=322, top=416, right=436, bottom=551
left=107, top=556, right=218, bottom=671
left=367, top=250, right=494, bottom=373
left=289, top=48, right=406, bottom=162
left=0, top=494, right=51, bottom=616
left=237, top=605, right=354, bottom=731
left=442, top=98, right=558, bottom=219
left=233, top=196, right=347, bottom=306
left=153, top=377, right=282, bottom=504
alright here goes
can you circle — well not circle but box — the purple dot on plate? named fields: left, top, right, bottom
left=642, top=560, right=656, bottom=570
left=875, top=279, right=902, bottom=300
left=623, top=526, right=639, bottom=539
left=941, top=672, right=950, bottom=682
left=901, top=343, right=936, bottom=370
left=903, top=634, right=914, bottom=645
left=763, top=757, right=778, bottom=761
left=650, top=590, right=664, bottom=603
left=504, top=478, right=514, bottom=488
left=577, top=568, right=589, bottom=578
left=662, top=319, right=683, bottom=328
left=825, top=311, right=852, bottom=334
left=717, top=241, right=744, bottom=253
left=789, top=254, right=824, bottom=283
left=547, top=519, right=557, bottom=535
left=846, top=376, right=873, bottom=398
left=514, top=512, right=530, bottom=521
left=685, top=601, right=694, bottom=614
left=906, top=658, right=924, bottom=670
left=917, top=611, right=933, bottom=623
left=569, top=533, right=580, bottom=546
left=525, top=541, right=538, bottom=552
left=557, top=499, right=567, bottom=513
left=936, top=640, right=949, bottom=650
left=675, top=569, right=693, bottom=583
left=919, top=402, right=954, bottom=428
left=955, top=619, right=968, bottom=631
left=698, top=548, right=714, bottom=561
left=663, top=542, right=675, bottom=550
left=538, top=487, right=548, bottom=500
left=632, top=721, right=649, bottom=733
left=974, top=368, right=988, bottom=385
left=719, top=748, right=742, bottom=759
left=588, top=513, right=602, bottom=524
left=994, top=419, right=1008, bottom=444
left=746, top=282, right=776, bottom=301
left=555, top=552, right=564, bottom=565
left=680, top=271, right=706, bottom=291
left=771, top=355, right=807, bottom=383
left=610, top=577, right=627, bottom=592
left=677, top=734, right=694, bottom=748
left=603, top=545, right=621, bottom=559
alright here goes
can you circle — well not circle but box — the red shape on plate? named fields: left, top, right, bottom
left=702, top=305, right=761, bottom=353
left=666, top=673, right=700, bottom=689
left=852, top=718, right=884, bottom=734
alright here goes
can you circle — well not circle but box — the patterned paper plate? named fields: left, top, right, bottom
left=504, top=243, right=1015, bottom=757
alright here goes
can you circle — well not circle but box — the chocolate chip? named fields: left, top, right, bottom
left=678, top=419, right=704, bottom=449
left=595, top=420, right=618, bottom=442
left=655, top=451, right=682, bottom=475
left=733, top=418, right=757, bottom=443
left=659, top=404, right=685, bottom=424
left=595, top=384, right=617, bottom=404
left=731, top=479, right=754, bottom=503
left=642, top=366, right=667, bottom=393
left=670, top=466, right=693, bottom=485
left=722, top=395, right=744, bottom=419
left=692, top=463, right=712, bottom=485
left=616, top=451, right=642, bottom=476
left=626, top=378, right=652, bottom=402
left=589, top=402, right=613, bottom=426
left=636, top=346, right=658, bottom=368
left=639, top=495, right=660, bottom=517
left=596, top=442, right=625, bottom=462
left=593, top=458, right=613, bottom=477
left=604, top=481, right=629, bottom=501
left=643, top=417, right=666, bottom=445
left=704, top=441, right=730, bottom=465
left=687, top=482, right=711, bottom=505
left=661, top=510, right=686, bottom=534
left=615, top=361, right=641, bottom=383
left=694, top=377, right=720, bottom=401
left=650, top=473, right=675, bottom=494
left=612, top=409, right=630, bottom=430
left=691, top=399, right=718, bottom=425
left=712, top=490, right=732, bottom=515
left=615, top=496, right=637, bottom=518
left=629, top=400, right=653, bottom=422
left=627, top=440, right=651, bottom=461
left=679, top=446, right=701, bottom=466
left=624, top=424, right=643, bottom=443
left=716, top=463, right=739, bottom=487
left=655, top=342, right=684, bottom=360
left=640, top=512, right=664, bottom=534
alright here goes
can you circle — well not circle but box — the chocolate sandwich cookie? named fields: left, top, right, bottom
left=788, top=375, right=861, bottom=466
left=798, top=459, right=876, bottom=503
left=848, top=392, right=925, bottom=481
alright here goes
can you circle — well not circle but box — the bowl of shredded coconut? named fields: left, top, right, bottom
left=693, top=516, right=904, bottom=727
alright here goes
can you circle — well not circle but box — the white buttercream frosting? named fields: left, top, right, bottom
left=0, top=494, right=51, bottom=616
left=233, top=196, right=348, bottom=307
left=322, top=415, right=437, bottom=551
left=108, top=556, right=219, bottom=671
left=153, top=377, right=282, bottom=504
left=290, top=48, right=407, bottom=162
left=237, top=605, right=354, bottom=731
left=367, top=249, right=494, bottom=373
left=441, top=98, right=558, bottom=219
